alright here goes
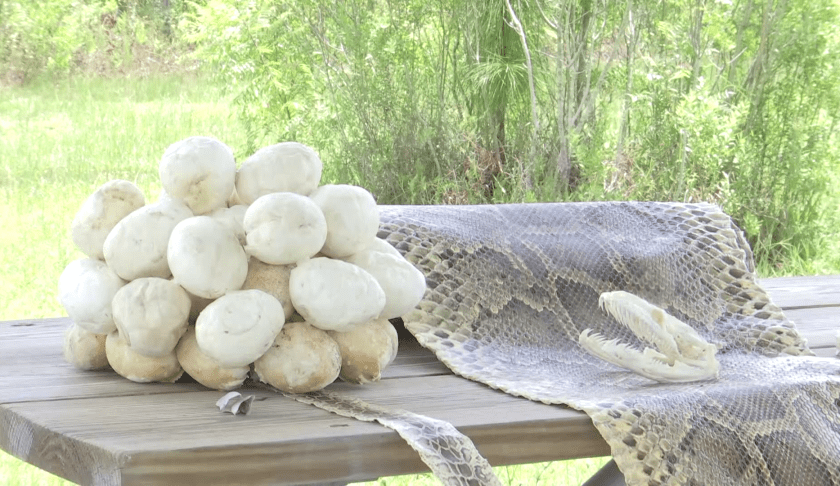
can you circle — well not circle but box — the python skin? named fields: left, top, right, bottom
left=366, top=202, right=840, bottom=486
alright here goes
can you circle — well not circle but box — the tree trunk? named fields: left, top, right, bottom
left=505, top=0, right=539, bottom=190
left=615, top=0, right=636, bottom=160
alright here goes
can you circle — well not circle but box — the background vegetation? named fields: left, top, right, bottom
left=2, top=0, right=839, bottom=484
left=184, top=0, right=840, bottom=274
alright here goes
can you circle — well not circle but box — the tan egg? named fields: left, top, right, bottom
left=253, top=321, right=341, bottom=393
left=241, top=259, right=295, bottom=320
left=63, top=323, right=109, bottom=371
left=105, top=331, right=183, bottom=383
left=185, top=289, right=215, bottom=324
left=175, top=327, right=249, bottom=391
left=328, top=318, right=399, bottom=384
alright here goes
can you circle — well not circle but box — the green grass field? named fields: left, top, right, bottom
left=0, top=75, right=611, bottom=485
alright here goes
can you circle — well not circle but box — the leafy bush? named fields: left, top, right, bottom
left=0, top=0, right=199, bottom=83
left=0, top=0, right=101, bottom=82
left=186, top=0, right=840, bottom=271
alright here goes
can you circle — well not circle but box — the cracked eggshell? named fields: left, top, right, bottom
left=209, top=204, right=247, bottom=245
left=176, top=326, right=249, bottom=391
left=105, top=331, right=183, bottom=383
left=58, top=258, right=126, bottom=334
left=309, top=184, right=379, bottom=258
left=159, top=136, right=236, bottom=215
left=103, top=198, right=193, bottom=281
left=328, top=318, right=398, bottom=384
left=63, top=323, right=109, bottom=371
left=253, top=321, right=340, bottom=393
left=167, top=216, right=248, bottom=299
left=289, top=257, right=385, bottom=332
left=111, top=277, right=191, bottom=357
left=235, top=142, right=322, bottom=204
left=71, top=180, right=146, bottom=260
left=195, top=289, right=286, bottom=368
left=241, top=259, right=295, bottom=320
left=345, top=249, right=426, bottom=319
left=243, top=193, right=327, bottom=265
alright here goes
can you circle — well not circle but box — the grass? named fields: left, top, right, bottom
left=0, top=451, right=75, bottom=486
left=0, top=74, right=248, bottom=321
left=0, top=74, right=611, bottom=485
left=0, top=449, right=610, bottom=486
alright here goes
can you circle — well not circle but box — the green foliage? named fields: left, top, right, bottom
left=0, top=0, right=199, bottom=83
left=0, top=0, right=101, bottom=81
left=0, top=75, right=246, bottom=320
left=621, top=0, right=840, bottom=271
left=185, top=0, right=468, bottom=203
left=7, top=0, right=837, bottom=272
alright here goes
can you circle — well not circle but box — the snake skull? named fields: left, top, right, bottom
left=579, top=291, right=720, bottom=383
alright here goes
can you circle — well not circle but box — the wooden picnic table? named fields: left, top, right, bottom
left=1, top=275, right=838, bottom=485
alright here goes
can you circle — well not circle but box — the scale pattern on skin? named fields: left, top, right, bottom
left=360, top=202, right=840, bottom=486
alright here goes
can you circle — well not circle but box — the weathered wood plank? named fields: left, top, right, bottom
left=785, top=306, right=838, bottom=352
left=0, top=318, right=449, bottom=406
left=2, top=375, right=607, bottom=485
left=1, top=275, right=838, bottom=485
left=759, top=275, right=840, bottom=309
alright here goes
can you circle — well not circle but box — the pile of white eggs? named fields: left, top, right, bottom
left=59, top=136, right=426, bottom=393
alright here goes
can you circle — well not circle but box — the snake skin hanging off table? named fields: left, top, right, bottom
left=369, top=202, right=840, bottom=486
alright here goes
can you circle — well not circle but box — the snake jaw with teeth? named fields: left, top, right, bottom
left=582, top=291, right=720, bottom=383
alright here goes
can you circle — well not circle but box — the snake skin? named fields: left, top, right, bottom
left=256, top=385, right=502, bottom=486
left=370, top=202, right=840, bottom=486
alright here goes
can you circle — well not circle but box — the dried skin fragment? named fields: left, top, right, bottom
left=216, top=391, right=255, bottom=415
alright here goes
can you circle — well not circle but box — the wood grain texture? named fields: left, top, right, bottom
left=1, top=275, right=838, bottom=485
left=759, top=275, right=840, bottom=309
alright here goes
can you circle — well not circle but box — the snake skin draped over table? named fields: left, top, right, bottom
left=361, top=202, right=840, bottom=486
